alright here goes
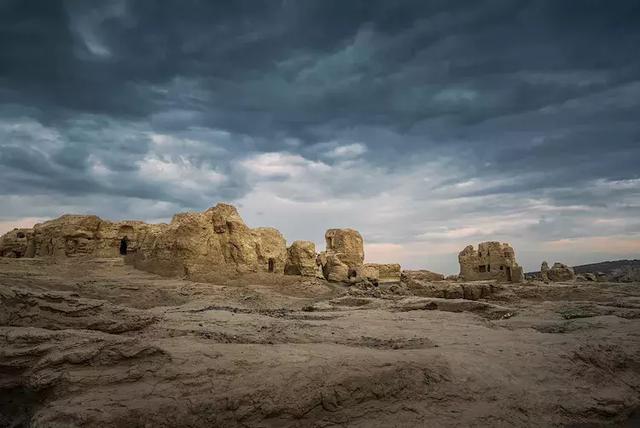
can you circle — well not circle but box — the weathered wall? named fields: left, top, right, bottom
left=458, top=241, right=523, bottom=283
left=131, top=203, right=287, bottom=279
left=0, top=216, right=161, bottom=259
left=361, top=263, right=401, bottom=283
left=324, top=229, right=364, bottom=268
left=0, top=204, right=407, bottom=284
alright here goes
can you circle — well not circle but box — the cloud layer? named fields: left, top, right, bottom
left=1, top=0, right=639, bottom=272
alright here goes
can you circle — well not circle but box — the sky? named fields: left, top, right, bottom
left=1, top=0, right=639, bottom=274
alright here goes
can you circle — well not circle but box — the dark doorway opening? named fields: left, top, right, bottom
left=119, top=237, right=128, bottom=256
left=506, top=267, right=512, bottom=281
left=268, top=258, right=275, bottom=272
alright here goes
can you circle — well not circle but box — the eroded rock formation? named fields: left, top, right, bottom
left=458, top=242, right=523, bottom=283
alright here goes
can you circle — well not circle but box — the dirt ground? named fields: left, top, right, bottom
left=1, top=257, right=639, bottom=427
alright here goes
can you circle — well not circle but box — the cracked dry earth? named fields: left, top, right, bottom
left=1, top=258, right=640, bottom=427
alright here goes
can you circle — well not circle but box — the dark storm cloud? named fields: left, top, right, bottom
left=1, top=0, right=640, bottom=270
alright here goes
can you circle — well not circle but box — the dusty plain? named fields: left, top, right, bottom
left=1, top=257, right=639, bottom=427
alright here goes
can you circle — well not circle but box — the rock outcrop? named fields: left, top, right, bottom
left=132, top=203, right=287, bottom=279
left=458, top=242, right=523, bottom=283
left=542, top=261, right=575, bottom=282
left=285, top=241, right=318, bottom=277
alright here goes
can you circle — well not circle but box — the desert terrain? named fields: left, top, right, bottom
left=1, top=257, right=639, bottom=427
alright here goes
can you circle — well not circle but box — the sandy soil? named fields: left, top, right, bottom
left=1, top=257, right=639, bottom=427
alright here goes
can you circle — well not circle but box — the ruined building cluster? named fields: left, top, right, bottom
left=1, top=202, right=575, bottom=285
left=0, top=203, right=402, bottom=284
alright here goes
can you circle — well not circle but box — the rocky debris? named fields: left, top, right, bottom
left=445, top=274, right=459, bottom=281
left=576, top=273, right=597, bottom=282
left=131, top=204, right=287, bottom=280
left=458, top=241, right=523, bottom=283
left=0, top=228, right=33, bottom=258
left=284, top=241, right=318, bottom=277
left=0, top=285, right=157, bottom=333
left=402, top=270, right=445, bottom=283
left=346, top=280, right=383, bottom=298
left=608, top=266, right=640, bottom=283
left=542, top=262, right=576, bottom=282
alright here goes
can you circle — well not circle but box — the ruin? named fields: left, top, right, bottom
left=0, top=228, right=33, bottom=258
left=316, top=228, right=365, bottom=282
left=284, top=240, right=319, bottom=277
left=0, top=215, right=160, bottom=259
left=360, top=263, right=402, bottom=283
left=130, top=204, right=287, bottom=280
left=458, top=241, right=523, bottom=283
left=541, top=261, right=575, bottom=282
left=0, top=204, right=396, bottom=284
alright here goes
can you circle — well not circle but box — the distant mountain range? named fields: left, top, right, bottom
left=572, top=259, right=640, bottom=275
left=527, top=259, right=640, bottom=276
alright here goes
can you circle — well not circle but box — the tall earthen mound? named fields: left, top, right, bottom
left=132, top=203, right=287, bottom=279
